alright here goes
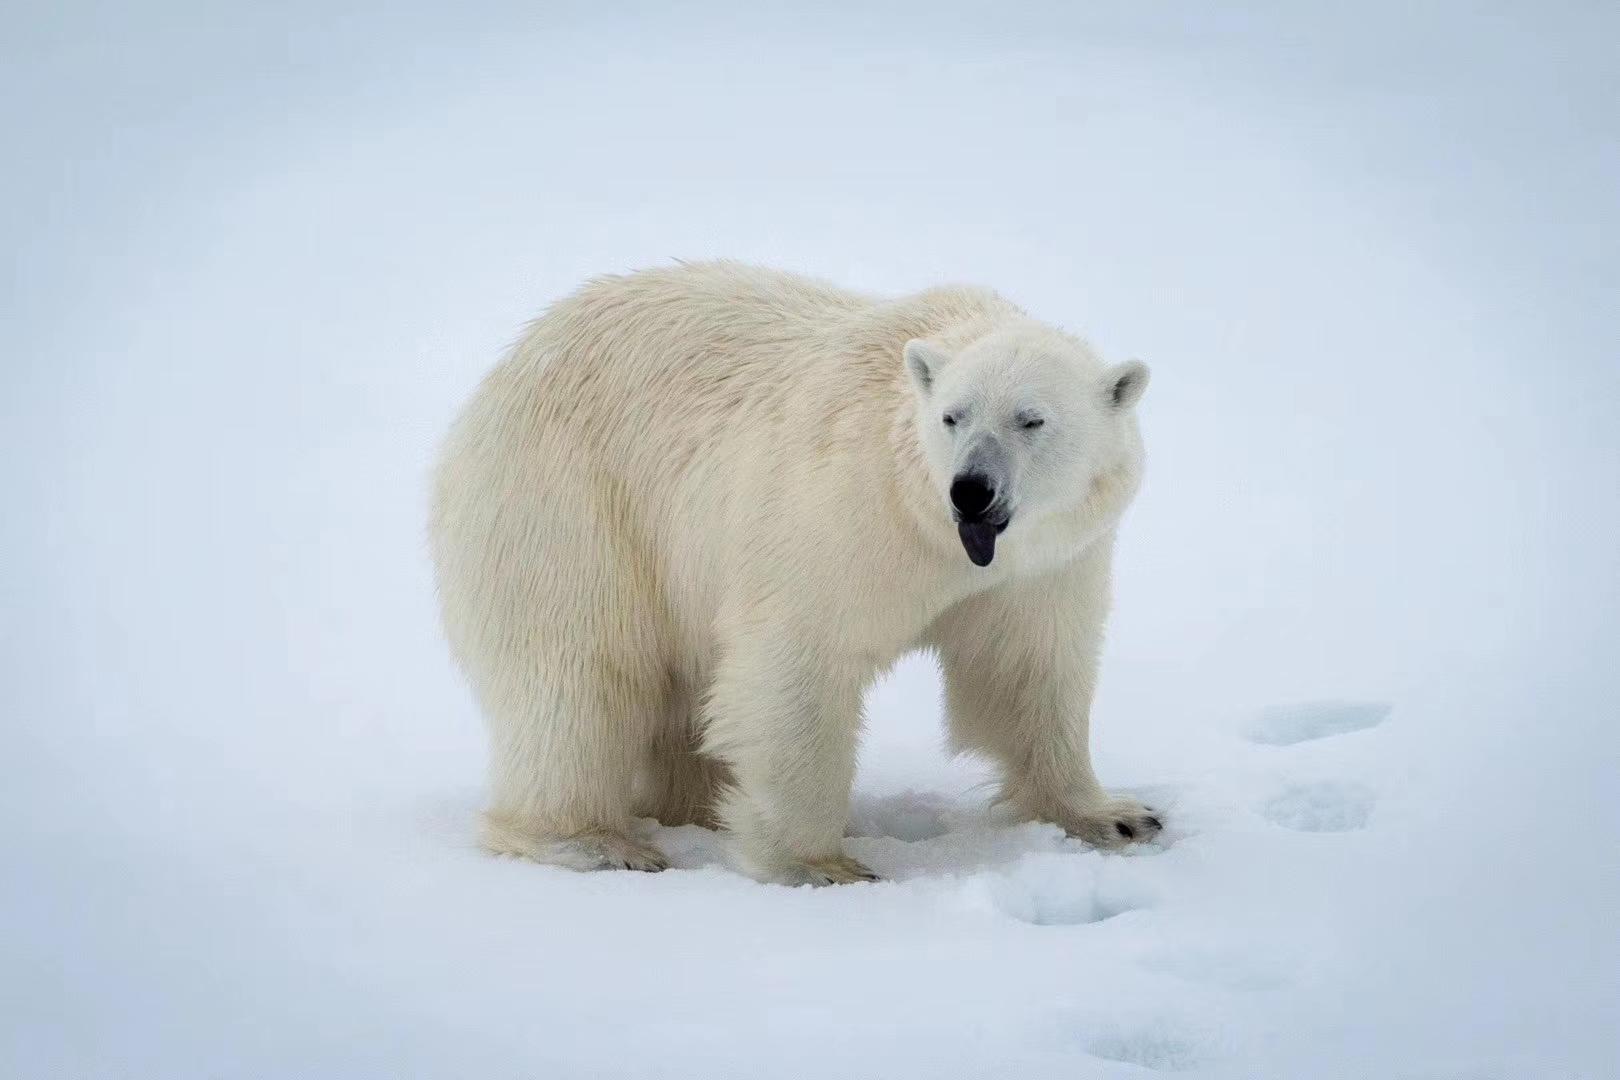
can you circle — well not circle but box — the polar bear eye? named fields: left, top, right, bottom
left=1021, top=417, right=1045, bottom=430
left=942, top=414, right=958, bottom=428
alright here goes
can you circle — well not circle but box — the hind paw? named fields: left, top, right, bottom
left=483, top=820, right=668, bottom=872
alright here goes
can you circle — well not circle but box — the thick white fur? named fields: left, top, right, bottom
left=430, top=262, right=1157, bottom=885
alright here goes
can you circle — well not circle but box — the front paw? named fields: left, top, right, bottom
left=1055, top=797, right=1163, bottom=849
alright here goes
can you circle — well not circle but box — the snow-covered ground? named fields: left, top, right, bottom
left=4, top=4, right=1617, bottom=1077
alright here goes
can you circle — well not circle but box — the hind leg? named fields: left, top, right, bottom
left=434, top=444, right=673, bottom=873
left=639, top=697, right=730, bottom=829
left=474, top=682, right=672, bottom=871
left=476, top=658, right=670, bottom=872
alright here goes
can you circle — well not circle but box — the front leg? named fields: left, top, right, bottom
left=930, top=536, right=1161, bottom=848
left=703, top=622, right=875, bottom=885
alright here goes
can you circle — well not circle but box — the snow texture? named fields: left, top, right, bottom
left=3, top=3, right=1617, bottom=1079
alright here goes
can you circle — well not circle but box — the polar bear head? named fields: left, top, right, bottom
left=903, top=324, right=1148, bottom=567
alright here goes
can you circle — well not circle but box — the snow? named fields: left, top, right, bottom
left=3, top=3, right=1617, bottom=1078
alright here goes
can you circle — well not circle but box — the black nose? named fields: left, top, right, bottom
left=950, top=474, right=996, bottom=519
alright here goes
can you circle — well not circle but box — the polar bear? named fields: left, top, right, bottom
left=430, top=262, right=1158, bottom=884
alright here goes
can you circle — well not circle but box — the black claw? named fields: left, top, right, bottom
left=1145, top=816, right=1162, bottom=830
left=1115, top=821, right=1135, bottom=840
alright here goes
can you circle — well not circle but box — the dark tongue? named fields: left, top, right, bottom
left=958, top=520, right=999, bottom=567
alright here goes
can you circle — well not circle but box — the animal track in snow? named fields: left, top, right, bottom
left=1261, top=781, right=1375, bottom=832
left=1085, top=1027, right=1204, bottom=1071
left=1247, top=701, right=1390, bottom=746
left=1001, top=885, right=1139, bottom=927
left=976, top=855, right=1152, bottom=926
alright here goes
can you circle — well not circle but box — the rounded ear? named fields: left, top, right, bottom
left=1107, top=360, right=1150, bottom=409
left=904, top=339, right=951, bottom=395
